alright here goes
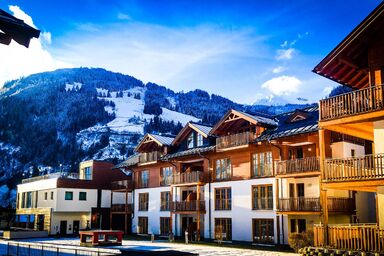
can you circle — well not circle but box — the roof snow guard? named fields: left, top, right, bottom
left=313, top=2, right=384, bottom=89
left=256, top=105, right=319, bottom=142
left=161, top=145, right=215, bottom=161
left=0, top=9, right=40, bottom=47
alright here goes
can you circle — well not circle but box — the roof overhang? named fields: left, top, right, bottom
left=0, top=9, right=40, bottom=48
left=313, top=2, right=384, bottom=89
left=172, top=122, right=210, bottom=146
left=135, top=134, right=164, bottom=152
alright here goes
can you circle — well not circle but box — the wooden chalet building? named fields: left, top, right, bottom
left=114, top=107, right=362, bottom=245
left=312, top=1, right=384, bottom=252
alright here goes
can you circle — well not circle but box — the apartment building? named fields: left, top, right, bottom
left=310, top=1, right=384, bottom=252
left=114, top=107, right=363, bottom=245
left=15, top=160, right=128, bottom=235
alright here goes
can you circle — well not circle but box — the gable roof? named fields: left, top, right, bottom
left=0, top=9, right=40, bottom=47
left=256, top=105, right=319, bottom=142
left=172, top=122, right=212, bottom=146
left=210, top=109, right=277, bottom=135
left=113, top=154, right=140, bottom=169
left=135, top=133, right=175, bottom=152
left=313, top=2, right=384, bottom=89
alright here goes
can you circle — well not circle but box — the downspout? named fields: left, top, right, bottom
left=198, top=152, right=211, bottom=240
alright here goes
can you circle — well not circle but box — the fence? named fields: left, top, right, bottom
left=6, top=241, right=121, bottom=256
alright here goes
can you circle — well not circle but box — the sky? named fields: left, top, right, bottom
left=0, top=0, right=382, bottom=105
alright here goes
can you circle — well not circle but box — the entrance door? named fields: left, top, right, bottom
left=60, top=221, right=67, bottom=236
left=296, top=183, right=305, bottom=211
left=73, top=220, right=80, bottom=235
left=37, top=215, right=44, bottom=231
left=181, top=217, right=193, bottom=234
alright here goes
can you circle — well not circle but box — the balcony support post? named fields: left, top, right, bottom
left=197, top=184, right=201, bottom=241
left=170, top=186, right=173, bottom=236
left=321, top=189, right=329, bottom=246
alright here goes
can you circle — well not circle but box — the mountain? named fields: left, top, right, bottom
left=0, top=67, right=313, bottom=207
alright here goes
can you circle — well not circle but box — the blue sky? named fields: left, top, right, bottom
left=0, top=0, right=382, bottom=104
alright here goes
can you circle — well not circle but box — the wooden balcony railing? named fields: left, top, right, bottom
left=111, top=180, right=133, bottom=190
left=327, top=197, right=355, bottom=212
left=278, top=197, right=321, bottom=212
left=111, top=203, right=133, bottom=213
left=215, top=199, right=231, bottom=210
left=314, top=224, right=384, bottom=252
left=170, top=171, right=206, bottom=185
left=319, top=84, right=384, bottom=121
left=323, top=153, right=384, bottom=182
left=171, top=200, right=205, bottom=212
left=216, top=131, right=257, bottom=150
left=275, top=157, right=320, bottom=175
left=278, top=197, right=355, bottom=212
left=139, top=151, right=161, bottom=164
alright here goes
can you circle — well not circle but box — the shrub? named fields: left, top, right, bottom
left=288, top=230, right=314, bottom=252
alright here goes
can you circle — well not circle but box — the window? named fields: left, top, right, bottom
left=252, top=185, right=273, bottom=210
left=139, top=193, right=149, bottom=211
left=215, top=188, right=231, bottom=210
left=79, top=192, right=87, bottom=201
left=290, top=219, right=306, bottom=233
left=138, top=170, right=149, bottom=188
left=253, top=219, right=274, bottom=244
left=252, top=152, right=273, bottom=177
left=214, top=218, right=232, bottom=241
left=160, top=191, right=171, bottom=211
left=187, top=133, right=194, bottom=149
left=65, top=191, right=73, bottom=200
left=26, top=192, right=32, bottom=208
left=138, top=217, right=148, bottom=234
left=44, top=192, right=48, bottom=200
left=351, top=149, right=356, bottom=157
left=160, top=217, right=171, bottom=236
left=215, top=158, right=231, bottom=181
left=160, top=167, right=173, bottom=186
left=197, top=133, right=204, bottom=147
left=296, top=148, right=303, bottom=159
left=50, top=191, right=54, bottom=200
left=81, top=166, right=92, bottom=180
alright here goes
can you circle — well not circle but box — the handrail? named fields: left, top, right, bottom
left=139, top=151, right=161, bottom=164
left=170, top=200, right=205, bottom=212
left=275, top=157, right=320, bottom=175
left=169, top=171, right=206, bottom=185
left=323, top=153, right=384, bottom=182
left=319, top=84, right=384, bottom=121
left=111, top=179, right=133, bottom=190
left=216, top=131, right=257, bottom=150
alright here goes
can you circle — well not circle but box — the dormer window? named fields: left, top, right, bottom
left=197, top=133, right=203, bottom=147
left=187, top=133, right=194, bottom=149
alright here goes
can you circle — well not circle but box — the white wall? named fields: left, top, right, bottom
left=374, top=120, right=384, bottom=154
left=204, top=178, right=278, bottom=243
left=132, top=187, right=171, bottom=235
left=17, top=178, right=58, bottom=193
left=101, top=190, right=111, bottom=207
left=56, top=188, right=98, bottom=212
left=50, top=212, right=90, bottom=235
left=331, top=141, right=365, bottom=159
left=280, top=177, right=320, bottom=198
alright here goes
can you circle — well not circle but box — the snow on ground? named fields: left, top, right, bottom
left=0, top=142, right=20, bottom=155
left=65, top=82, right=82, bottom=92
left=0, top=237, right=296, bottom=256
left=160, top=107, right=199, bottom=125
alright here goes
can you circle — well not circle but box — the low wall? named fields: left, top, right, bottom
left=3, top=230, right=48, bottom=239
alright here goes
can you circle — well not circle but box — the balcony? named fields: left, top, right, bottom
left=323, top=153, right=384, bottom=183
left=21, top=172, right=79, bottom=184
left=169, top=171, right=206, bottom=186
left=138, top=151, right=161, bottom=165
left=319, top=84, right=384, bottom=122
left=111, top=180, right=133, bottom=191
left=275, top=157, right=320, bottom=176
left=314, top=224, right=384, bottom=252
left=277, top=197, right=355, bottom=213
left=111, top=203, right=133, bottom=213
left=171, top=200, right=205, bottom=212
left=216, top=131, right=257, bottom=151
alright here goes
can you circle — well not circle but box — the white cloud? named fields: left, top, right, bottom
left=261, top=75, right=301, bottom=96
left=276, top=48, right=294, bottom=60
left=272, top=66, right=286, bottom=74
left=0, top=6, right=71, bottom=88
left=117, top=13, right=132, bottom=21
left=280, top=40, right=288, bottom=48
left=323, top=85, right=335, bottom=95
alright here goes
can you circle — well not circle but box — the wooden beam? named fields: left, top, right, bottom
left=322, top=124, right=373, bottom=141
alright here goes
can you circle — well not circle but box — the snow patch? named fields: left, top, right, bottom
left=65, top=82, right=82, bottom=92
